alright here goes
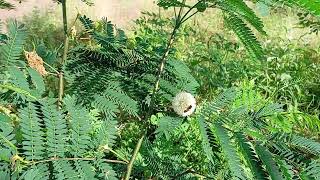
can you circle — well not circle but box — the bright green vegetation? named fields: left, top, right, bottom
left=0, top=0, right=320, bottom=179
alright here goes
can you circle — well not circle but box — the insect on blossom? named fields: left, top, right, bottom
left=172, top=92, right=196, bottom=117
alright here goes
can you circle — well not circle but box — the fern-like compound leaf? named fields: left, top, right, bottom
left=19, top=102, right=46, bottom=161
left=96, top=119, right=118, bottom=149
left=199, top=88, right=238, bottom=118
left=95, top=159, right=118, bottom=180
left=197, top=116, right=216, bottom=164
left=304, top=159, right=320, bottom=179
left=92, top=95, right=119, bottom=119
left=221, top=0, right=267, bottom=35
left=290, top=134, right=320, bottom=156
left=155, top=116, right=182, bottom=140
left=27, top=68, right=45, bottom=97
left=64, top=95, right=92, bottom=156
left=0, top=20, right=26, bottom=67
left=74, top=160, right=97, bottom=180
left=0, top=113, right=16, bottom=162
left=21, top=164, right=50, bottom=180
left=103, top=85, right=139, bottom=117
left=275, top=158, right=295, bottom=180
left=52, top=160, right=78, bottom=180
left=235, top=133, right=267, bottom=180
left=41, top=98, right=68, bottom=158
left=225, top=13, right=264, bottom=60
left=255, top=142, right=284, bottom=180
left=211, top=123, right=246, bottom=180
left=0, top=0, right=15, bottom=10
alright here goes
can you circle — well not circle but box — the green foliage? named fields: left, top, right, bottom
left=0, top=23, right=120, bottom=179
left=0, top=0, right=14, bottom=10
left=1, top=0, right=320, bottom=179
left=211, top=122, right=246, bottom=179
left=21, top=9, right=64, bottom=49
left=255, top=143, right=284, bottom=180
left=286, top=0, right=320, bottom=16
left=0, top=90, right=118, bottom=179
left=66, top=16, right=199, bottom=116
left=0, top=21, right=27, bottom=70
left=224, top=13, right=264, bottom=59
left=192, top=85, right=320, bottom=179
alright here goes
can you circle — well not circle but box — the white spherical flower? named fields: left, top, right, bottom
left=172, top=92, right=196, bottom=117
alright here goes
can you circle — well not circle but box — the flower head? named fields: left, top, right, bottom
left=172, top=92, right=196, bottom=117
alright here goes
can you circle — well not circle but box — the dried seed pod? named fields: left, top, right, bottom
left=71, top=26, right=77, bottom=39
left=24, top=50, right=48, bottom=76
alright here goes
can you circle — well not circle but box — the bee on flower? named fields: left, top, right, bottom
left=172, top=92, right=196, bottom=117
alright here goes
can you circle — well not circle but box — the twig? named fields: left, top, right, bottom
left=30, top=157, right=127, bottom=165
left=179, top=0, right=202, bottom=22
left=58, top=0, right=69, bottom=108
left=124, top=135, right=145, bottom=180
left=173, top=168, right=215, bottom=179
left=124, top=1, right=202, bottom=179
left=42, top=60, right=59, bottom=74
left=181, top=10, right=199, bottom=24
left=104, top=147, right=129, bottom=164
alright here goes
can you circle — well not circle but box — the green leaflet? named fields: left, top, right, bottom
left=235, top=133, right=266, bottom=180
left=211, top=123, right=246, bottom=180
left=20, top=102, right=46, bottom=161
left=0, top=0, right=15, bottom=10
left=0, top=20, right=26, bottom=66
left=224, top=13, right=264, bottom=60
left=155, top=116, right=182, bottom=140
left=255, top=142, right=284, bottom=180
left=286, top=0, right=320, bottom=16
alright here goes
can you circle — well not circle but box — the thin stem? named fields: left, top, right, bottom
left=124, top=7, right=184, bottom=180
left=123, top=2, right=202, bottom=178
left=30, top=157, right=127, bottom=165
left=42, top=61, right=59, bottom=74
left=177, top=0, right=185, bottom=22
left=105, top=147, right=129, bottom=163
left=58, top=0, right=69, bottom=108
left=181, top=10, right=199, bottom=24
left=124, top=134, right=145, bottom=180
left=179, top=0, right=202, bottom=23
left=0, top=133, right=17, bottom=151
left=147, top=24, right=179, bottom=114
left=173, top=168, right=215, bottom=179
left=62, top=0, right=68, bottom=34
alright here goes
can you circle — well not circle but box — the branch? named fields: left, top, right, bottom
left=124, top=135, right=145, bottom=180
left=124, top=2, right=201, bottom=178
left=104, top=146, right=129, bottom=164
left=179, top=0, right=202, bottom=23
left=30, top=157, right=127, bottom=165
left=57, top=0, right=68, bottom=108
left=173, top=168, right=215, bottom=179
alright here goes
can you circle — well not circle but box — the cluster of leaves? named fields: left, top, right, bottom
left=128, top=82, right=320, bottom=179
left=1, top=0, right=320, bottom=179
left=133, top=7, right=320, bottom=115
left=0, top=22, right=120, bottom=179
left=297, top=11, right=320, bottom=34
left=0, top=0, right=15, bottom=10
left=65, top=15, right=198, bottom=116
